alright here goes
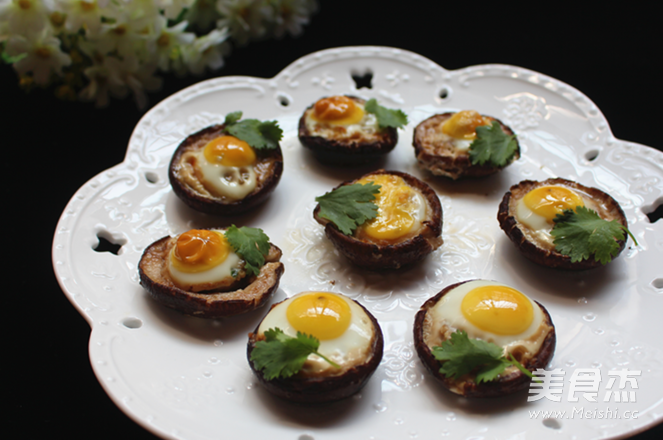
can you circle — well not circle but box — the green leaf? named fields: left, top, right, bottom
left=432, top=330, right=506, bottom=381
left=474, top=359, right=508, bottom=384
left=364, top=98, right=408, bottom=128
left=1, top=43, right=27, bottom=64
left=315, top=182, right=381, bottom=235
left=224, top=111, right=242, bottom=125
left=431, top=330, right=536, bottom=383
left=468, top=121, right=518, bottom=167
left=224, top=225, right=271, bottom=277
left=250, top=328, right=339, bottom=380
left=551, top=206, right=635, bottom=264
left=221, top=112, right=283, bottom=149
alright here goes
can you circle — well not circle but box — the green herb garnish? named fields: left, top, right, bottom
left=222, top=111, right=282, bottom=150
left=250, top=328, right=340, bottom=380
left=315, top=182, right=381, bottom=235
left=224, top=225, right=271, bottom=277
left=468, top=121, right=518, bottom=167
left=432, top=330, right=536, bottom=383
left=551, top=206, right=637, bottom=264
left=364, top=98, right=408, bottom=129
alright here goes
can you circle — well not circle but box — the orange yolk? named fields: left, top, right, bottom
left=523, top=186, right=585, bottom=224
left=203, top=135, right=256, bottom=167
left=171, top=229, right=230, bottom=273
left=461, top=285, right=534, bottom=335
left=442, top=110, right=491, bottom=140
left=357, top=174, right=419, bottom=242
left=312, top=96, right=365, bottom=125
left=286, top=292, right=352, bottom=340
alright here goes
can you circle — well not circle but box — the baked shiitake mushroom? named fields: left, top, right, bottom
left=298, top=95, right=403, bottom=165
left=413, top=280, right=556, bottom=398
left=413, top=110, right=520, bottom=179
left=138, top=228, right=284, bottom=318
left=247, top=291, right=383, bottom=403
left=169, top=120, right=283, bottom=215
left=498, top=178, right=630, bottom=270
left=313, top=169, right=443, bottom=270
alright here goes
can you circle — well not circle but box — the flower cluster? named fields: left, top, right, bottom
left=0, top=0, right=317, bottom=108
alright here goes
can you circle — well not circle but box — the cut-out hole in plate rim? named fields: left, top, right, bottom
left=122, top=317, right=143, bottom=329
left=93, top=234, right=123, bottom=255
left=644, top=197, right=663, bottom=223
left=351, top=70, right=373, bottom=89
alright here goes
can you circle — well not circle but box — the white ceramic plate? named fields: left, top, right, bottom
left=53, top=46, right=663, bottom=440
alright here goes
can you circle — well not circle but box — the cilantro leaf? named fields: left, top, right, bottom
left=224, top=225, right=271, bottom=277
left=364, top=98, right=408, bottom=128
left=250, top=328, right=340, bottom=380
left=222, top=112, right=282, bottom=149
left=432, top=330, right=535, bottom=383
left=551, top=206, right=637, bottom=264
left=315, top=182, right=381, bottom=235
left=468, top=121, right=518, bottom=167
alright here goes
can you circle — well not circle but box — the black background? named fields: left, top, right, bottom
left=6, top=1, right=662, bottom=439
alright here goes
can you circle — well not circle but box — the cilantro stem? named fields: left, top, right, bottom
left=621, top=225, right=639, bottom=246
left=314, top=351, right=340, bottom=369
left=507, top=353, right=541, bottom=384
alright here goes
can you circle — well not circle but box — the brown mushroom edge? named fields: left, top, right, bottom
left=413, top=112, right=520, bottom=180
left=497, top=178, right=628, bottom=270
left=247, top=297, right=384, bottom=404
left=413, top=281, right=556, bottom=398
left=313, top=170, right=443, bottom=271
left=168, top=124, right=284, bottom=215
left=298, top=96, right=398, bottom=166
left=138, top=234, right=284, bottom=318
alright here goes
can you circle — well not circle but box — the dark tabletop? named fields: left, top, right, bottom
left=6, top=1, right=661, bottom=439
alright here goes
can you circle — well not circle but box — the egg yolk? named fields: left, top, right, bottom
left=357, top=174, right=418, bottom=241
left=461, top=285, right=534, bottom=335
left=171, top=229, right=230, bottom=273
left=441, top=110, right=491, bottom=140
left=203, top=135, right=256, bottom=167
left=286, top=292, right=352, bottom=340
left=523, top=186, right=585, bottom=224
left=312, top=96, right=365, bottom=125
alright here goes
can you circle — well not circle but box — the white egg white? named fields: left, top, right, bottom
left=515, top=187, right=599, bottom=247
left=428, top=280, right=547, bottom=355
left=400, top=188, right=427, bottom=234
left=257, top=292, right=375, bottom=374
left=304, top=101, right=380, bottom=139
left=167, top=230, right=242, bottom=288
left=356, top=176, right=428, bottom=242
left=436, top=131, right=473, bottom=152
left=194, top=150, right=257, bottom=201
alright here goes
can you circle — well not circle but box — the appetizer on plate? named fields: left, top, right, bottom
left=413, top=110, right=519, bottom=179
left=298, top=95, right=407, bottom=165
left=169, top=112, right=283, bottom=215
left=138, top=226, right=284, bottom=318
left=313, top=169, right=443, bottom=270
left=413, top=280, right=556, bottom=398
left=497, top=178, right=635, bottom=270
left=247, top=291, right=383, bottom=403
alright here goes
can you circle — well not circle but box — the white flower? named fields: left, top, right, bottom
left=89, top=1, right=158, bottom=62
left=185, top=0, right=220, bottom=32
left=183, top=27, right=229, bottom=75
left=54, top=0, right=108, bottom=36
left=80, top=53, right=162, bottom=108
left=156, top=0, right=195, bottom=20
left=215, top=0, right=268, bottom=46
left=5, top=27, right=71, bottom=85
left=270, top=0, right=317, bottom=39
left=147, top=15, right=195, bottom=72
left=0, top=0, right=54, bottom=35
